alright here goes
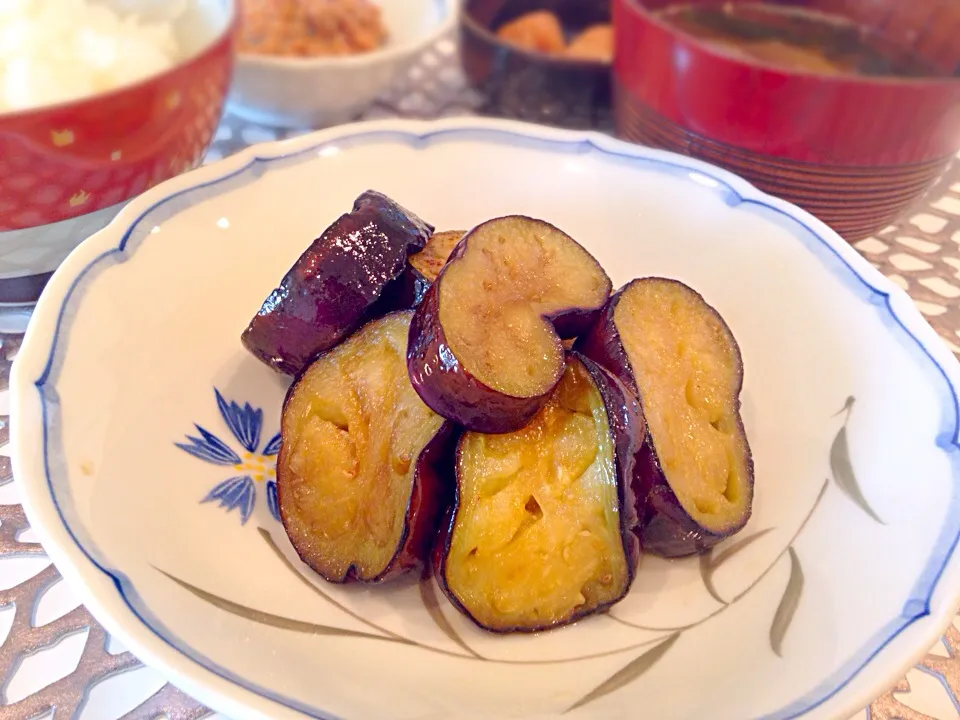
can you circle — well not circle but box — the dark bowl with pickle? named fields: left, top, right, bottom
left=460, top=0, right=613, bottom=129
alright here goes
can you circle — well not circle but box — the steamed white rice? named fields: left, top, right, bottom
left=0, top=0, right=183, bottom=112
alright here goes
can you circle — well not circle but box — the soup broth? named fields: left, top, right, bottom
left=655, top=2, right=943, bottom=77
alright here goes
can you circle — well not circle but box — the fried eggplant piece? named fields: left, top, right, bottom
left=578, top=278, right=754, bottom=558
left=277, top=311, right=453, bottom=583
left=435, top=353, right=643, bottom=632
left=410, top=230, right=466, bottom=287
left=407, top=216, right=611, bottom=433
left=391, top=230, right=466, bottom=308
left=242, top=190, right=433, bottom=376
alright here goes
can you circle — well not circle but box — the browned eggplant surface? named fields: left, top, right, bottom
left=407, top=216, right=611, bottom=434
left=436, top=354, right=642, bottom=632
left=410, top=230, right=466, bottom=286
left=391, top=229, right=467, bottom=309
left=253, top=194, right=758, bottom=630
left=277, top=312, right=451, bottom=583
left=579, top=278, right=753, bottom=557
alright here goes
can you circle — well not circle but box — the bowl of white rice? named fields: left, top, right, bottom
left=0, top=0, right=237, bottom=306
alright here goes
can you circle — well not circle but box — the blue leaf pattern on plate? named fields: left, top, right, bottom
left=202, top=476, right=256, bottom=524
left=175, top=390, right=280, bottom=525
left=216, top=388, right=262, bottom=454
left=176, top=425, right=242, bottom=466
left=266, top=480, right=280, bottom=522
left=262, top=432, right=282, bottom=457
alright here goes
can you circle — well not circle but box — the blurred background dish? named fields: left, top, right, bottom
left=229, top=0, right=458, bottom=129
left=613, top=0, right=960, bottom=242
left=0, top=0, right=236, bottom=305
left=494, top=8, right=612, bottom=61
left=236, top=0, right=388, bottom=58
left=460, top=0, right=613, bottom=129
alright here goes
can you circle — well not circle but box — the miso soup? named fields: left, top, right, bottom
left=656, top=3, right=943, bottom=77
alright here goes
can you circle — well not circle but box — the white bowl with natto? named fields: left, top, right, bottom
left=229, top=0, right=459, bottom=129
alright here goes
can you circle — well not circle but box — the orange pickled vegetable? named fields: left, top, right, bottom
left=565, top=24, right=613, bottom=62
left=495, top=11, right=566, bottom=55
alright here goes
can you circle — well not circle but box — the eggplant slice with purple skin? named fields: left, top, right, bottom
left=277, top=311, right=454, bottom=584
left=393, top=230, right=466, bottom=308
left=242, top=190, right=433, bottom=376
left=435, top=353, right=643, bottom=633
left=407, top=216, right=611, bottom=434
left=578, top=278, right=754, bottom=558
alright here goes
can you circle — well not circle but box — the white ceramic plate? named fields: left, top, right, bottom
left=12, top=118, right=960, bottom=720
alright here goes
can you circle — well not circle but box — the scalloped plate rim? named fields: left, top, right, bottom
left=10, top=117, right=960, bottom=720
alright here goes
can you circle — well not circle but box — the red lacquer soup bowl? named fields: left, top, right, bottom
left=613, top=0, right=960, bottom=242
left=0, top=0, right=237, bottom=305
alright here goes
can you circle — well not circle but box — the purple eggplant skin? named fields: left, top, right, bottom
left=405, top=216, right=611, bottom=434
left=384, top=267, right=433, bottom=311
left=577, top=352, right=644, bottom=575
left=576, top=278, right=755, bottom=558
left=432, top=352, right=645, bottom=634
left=394, top=422, right=460, bottom=580
left=378, top=258, right=438, bottom=312
left=241, top=190, right=433, bottom=376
